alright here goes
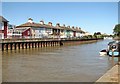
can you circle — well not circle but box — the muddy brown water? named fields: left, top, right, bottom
left=2, top=39, right=118, bottom=82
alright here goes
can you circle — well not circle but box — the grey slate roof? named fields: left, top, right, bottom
left=0, top=16, right=9, bottom=22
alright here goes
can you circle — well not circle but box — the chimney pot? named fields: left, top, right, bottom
left=56, top=23, right=60, bottom=27
left=40, top=20, right=44, bottom=25
left=28, top=18, right=33, bottom=23
left=48, top=22, right=52, bottom=26
left=67, top=25, right=70, bottom=28
left=72, top=26, right=74, bottom=29
left=63, top=24, right=65, bottom=27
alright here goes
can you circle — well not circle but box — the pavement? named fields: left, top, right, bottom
left=96, top=62, right=120, bottom=84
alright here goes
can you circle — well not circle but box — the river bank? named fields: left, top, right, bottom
left=96, top=62, right=120, bottom=83
left=1, top=38, right=103, bottom=51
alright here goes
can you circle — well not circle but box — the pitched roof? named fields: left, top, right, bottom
left=16, top=22, right=40, bottom=28
left=60, top=26, right=73, bottom=31
left=0, top=16, right=9, bottom=22
left=16, top=21, right=85, bottom=33
left=16, top=22, right=64, bottom=30
left=74, top=28, right=84, bottom=33
left=60, top=26, right=85, bottom=32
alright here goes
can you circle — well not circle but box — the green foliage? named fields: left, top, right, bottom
left=113, top=24, right=120, bottom=36
left=94, top=32, right=101, bottom=36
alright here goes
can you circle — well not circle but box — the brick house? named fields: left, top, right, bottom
left=0, top=16, right=9, bottom=39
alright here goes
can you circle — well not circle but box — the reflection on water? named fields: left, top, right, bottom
left=2, top=39, right=118, bottom=82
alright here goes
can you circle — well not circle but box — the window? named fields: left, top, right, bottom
left=28, top=31, right=30, bottom=35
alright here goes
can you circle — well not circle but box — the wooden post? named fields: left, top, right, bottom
left=18, top=43, right=20, bottom=49
left=46, top=42, right=47, bottom=47
left=14, top=43, right=16, bottom=50
left=2, top=43, right=4, bottom=51
left=43, top=42, right=45, bottom=47
left=60, top=41, right=63, bottom=46
left=29, top=43, right=31, bottom=48
left=25, top=43, right=27, bottom=49
left=53, top=41, right=54, bottom=46
left=35, top=42, right=37, bottom=48
left=6, top=44, right=8, bottom=50
left=32, top=42, right=34, bottom=48
left=22, top=43, right=24, bottom=49
left=41, top=42, right=42, bottom=47
left=51, top=42, right=53, bottom=46
left=10, top=43, right=13, bottom=50
left=38, top=42, right=39, bottom=48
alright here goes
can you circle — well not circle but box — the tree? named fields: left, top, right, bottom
left=113, top=24, right=120, bottom=36
left=94, top=32, right=101, bottom=36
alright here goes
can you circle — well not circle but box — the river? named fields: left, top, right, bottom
left=2, top=39, right=118, bottom=82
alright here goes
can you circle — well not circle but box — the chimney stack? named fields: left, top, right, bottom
left=56, top=23, right=60, bottom=27
left=63, top=24, right=65, bottom=27
left=79, top=27, right=81, bottom=30
left=48, top=22, right=52, bottom=26
left=28, top=18, right=33, bottom=23
left=72, top=26, right=75, bottom=29
left=76, top=27, right=79, bottom=29
left=40, top=20, right=44, bottom=25
left=67, top=25, right=70, bottom=28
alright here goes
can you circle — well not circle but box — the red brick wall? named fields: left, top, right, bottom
left=4, top=22, right=7, bottom=38
left=73, top=31, right=76, bottom=37
left=22, top=28, right=31, bottom=37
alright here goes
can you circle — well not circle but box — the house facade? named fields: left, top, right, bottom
left=7, top=24, right=22, bottom=38
left=0, top=16, right=8, bottom=39
left=16, top=18, right=85, bottom=39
